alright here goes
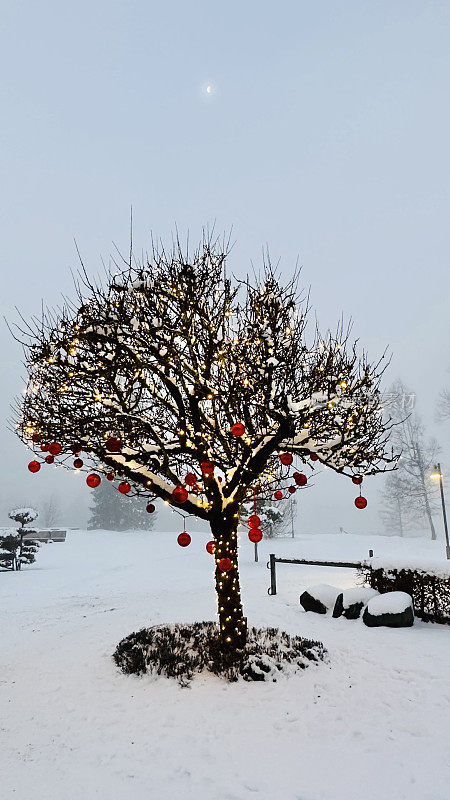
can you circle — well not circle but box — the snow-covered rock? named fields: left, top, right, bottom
left=363, top=592, right=414, bottom=628
left=300, top=584, right=340, bottom=614
left=333, top=587, right=379, bottom=620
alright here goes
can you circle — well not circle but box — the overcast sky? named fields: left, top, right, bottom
left=1, top=1, right=449, bottom=536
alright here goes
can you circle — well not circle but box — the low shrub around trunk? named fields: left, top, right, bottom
left=113, top=622, right=326, bottom=685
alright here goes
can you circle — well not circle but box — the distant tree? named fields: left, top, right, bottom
left=378, top=471, right=415, bottom=536
left=436, top=387, right=450, bottom=423
left=88, top=478, right=157, bottom=531
left=387, top=381, right=439, bottom=539
left=40, top=494, right=61, bottom=528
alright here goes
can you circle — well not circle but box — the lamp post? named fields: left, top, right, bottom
left=431, top=463, right=450, bottom=560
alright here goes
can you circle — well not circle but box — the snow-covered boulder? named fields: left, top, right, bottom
left=300, top=584, right=340, bottom=614
left=333, top=587, right=379, bottom=620
left=363, top=592, right=414, bottom=628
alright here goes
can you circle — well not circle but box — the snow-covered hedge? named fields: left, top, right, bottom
left=359, top=562, right=450, bottom=625
left=113, top=622, right=326, bottom=684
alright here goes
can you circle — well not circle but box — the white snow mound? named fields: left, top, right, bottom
left=366, top=591, right=413, bottom=616
left=304, top=584, right=340, bottom=609
left=341, top=587, right=379, bottom=608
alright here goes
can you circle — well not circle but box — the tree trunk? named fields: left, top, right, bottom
left=424, top=495, right=437, bottom=540
left=210, top=513, right=247, bottom=655
left=397, top=498, right=403, bottom=537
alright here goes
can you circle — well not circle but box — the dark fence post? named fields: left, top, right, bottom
left=267, top=553, right=277, bottom=595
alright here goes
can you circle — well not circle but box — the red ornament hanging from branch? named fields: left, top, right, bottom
left=177, top=531, right=191, bottom=547
left=106, top=437, right=122, bottom=453
left=28, top=460, right=41, bottom=473
left=71, top=442, right=82, bottom=455
left=274, top=490, right=283, bottom=500
left=106, top=472, right=115, bottom=481
left=352, top=475, right=363, bottom=485
left=185, top=472, right=197, bottom=486
left=73, top=458, right=83, bottom=469
left=293, top=472, right=307, bottom=486
left=231, top=422, right=245, bottom=437
left=218, top=557, right=232, bottom=572
left=172, top=486, right=188, bottom=504
left=86, top=473, right=101, bottom=488
left=146, top=503, right=155, bottom=513
left=288, top=486, right=296, bottom=494
left=248, top=514, right=261, bottom=528
left=279, top=453, right=293, bottom=466
left=310, top=453, right=319, bottom=461
left=118, top=481, right=131, bottom=494
left=354, top=496, right=367, bottom=509
left=200, top=460, right=214, bottom=476
left=248, top=528, right=262, bottom=543
left=45, top=455, right=54, bottom=464
left=40, top=443, right=49, bottom=452
left=48, top=442, right=62, bottom=456
left=206, top=540, right=215, bottom=554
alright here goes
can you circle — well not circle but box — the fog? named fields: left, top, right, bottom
left=1, top=1, right=449, bottom=538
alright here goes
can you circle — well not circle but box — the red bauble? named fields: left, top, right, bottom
left=118, top=481, right=131, bottom=494
left=279, top=453, right=293, bottom=466
left=200, top=460, right=214, bottom=475
left=248, top=528, right=262, bottom=543
left=185, top=472, right=197, bottom=486
left=218, top=557, right=232, bottom=572
left=106, top=437, right=122, bottom=453
left=106, top=472, right=115, bottom=481
left=45, top=455, right=54, bottom=464
left=71, top=442, right=82, bottom=455
left=231, top=422, right=245, bottom=437
left=40, top=443, right=49, bottom=452
left=293, top=472, right=307, bottom=486
left=352, top=475, right=363, bottom=485
left=274, top=490, right=283, bottom=500
left=28, top=460, right=41, bottom=473
left=206, top=540, right=215, bottom=554
left=86, top=473, right=101, bottom=488
left=355, top=496, right=367, bottom=509
left=73, top=458, right=83, bottom=469
left=248, top=514, right=261, bottom=528
left=288, top=486, right=296, bottom=494
left=31, top=433, right=40, bottom=443
left=310, top=453, right=319, bottom=461
left=172, top=486, right=188, bottom=504
left=177, top=531, right=191, bottom=547
left=48, top=442, right=62, bottom=456
left=146, top=503, right=155, bottom=513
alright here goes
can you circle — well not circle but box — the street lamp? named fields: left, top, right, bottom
left=430, top=463, right=450, bottom=559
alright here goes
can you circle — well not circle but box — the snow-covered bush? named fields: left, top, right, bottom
left=3, top=507, right=40, bottom=569
left=332, top=587, right=379, bottom=619
left=9, top=507, right=38, bottom=526
left=359, top=562, right=450, bottom=624
left=113, top=622, right=325, bottom=685
left=363, top=592, right=414, bottom=628
left=300, top=584, right=341, bottom=614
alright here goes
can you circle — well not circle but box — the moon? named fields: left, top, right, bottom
left=200, top=81, right=217, bottom=100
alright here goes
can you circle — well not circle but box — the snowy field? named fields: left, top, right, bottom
left=1, top=529, right=449, bottom=800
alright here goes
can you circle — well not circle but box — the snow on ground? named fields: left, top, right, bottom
left=0, top=530, right=449, bottom=800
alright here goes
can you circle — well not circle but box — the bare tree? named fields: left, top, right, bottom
left=13, top=233, right=395, bottom=659
left=436, top=387, right=450, bottom=423
left=387, top=381, right=439, bottom=539
left=379, top=471, right=415, bottom=536
left=40, top=494, right=61, bottom=528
